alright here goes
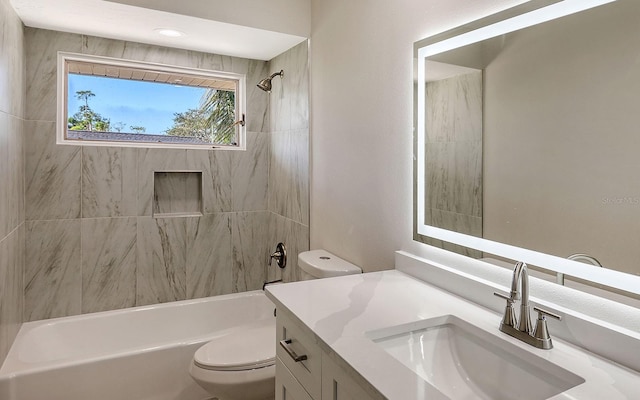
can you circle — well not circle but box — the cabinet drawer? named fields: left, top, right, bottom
left=276, top=357, right=314, bottom=400
left=276, top=311, right=322, bottom=399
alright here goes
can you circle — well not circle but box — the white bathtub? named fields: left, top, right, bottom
left=0, top=290, right=275, bottom=400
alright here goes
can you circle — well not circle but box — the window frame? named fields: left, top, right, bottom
left=56, top=52, right=247, bottom=150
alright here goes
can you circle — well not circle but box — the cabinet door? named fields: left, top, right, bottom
left=276, top=357, right=315, bottom=400
left=321, top=353, right=375, bottom=400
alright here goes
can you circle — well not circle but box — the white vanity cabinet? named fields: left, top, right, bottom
left=320, top=352, right=373, bottom=400
left=275, top=310, right=376, bottom=400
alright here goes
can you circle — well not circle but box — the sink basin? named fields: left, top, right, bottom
left=367, top=315, right=584, bottom=400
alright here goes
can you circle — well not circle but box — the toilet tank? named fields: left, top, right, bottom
left=298, top=250, right=362, bottom=280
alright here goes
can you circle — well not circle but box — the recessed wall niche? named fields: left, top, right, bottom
left=153, top=171, right=203, bottom=217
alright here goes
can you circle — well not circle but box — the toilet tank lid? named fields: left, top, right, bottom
left=298, top=250, right=362, bottom=278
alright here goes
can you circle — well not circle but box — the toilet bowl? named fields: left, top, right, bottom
left=189, top=250, right=362, bottom=400
left=189, top=319, right=276, bottom=400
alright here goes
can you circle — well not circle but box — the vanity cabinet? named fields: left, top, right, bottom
left=275, top=310, right=376, bottom=400
left=320, top=352, right=372, bottom=400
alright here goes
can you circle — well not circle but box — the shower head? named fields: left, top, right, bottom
left=257, top=70, right=284, bottom=92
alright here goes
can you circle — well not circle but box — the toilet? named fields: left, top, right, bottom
left=189, top=319, right=276, bottom=400
left=298, top=249, right=362, bottom=280
left=188, top=250, right=362, bottom=400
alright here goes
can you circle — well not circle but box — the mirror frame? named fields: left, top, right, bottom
left=413, top=0, right=640, bottom=295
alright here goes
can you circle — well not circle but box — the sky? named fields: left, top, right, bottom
left=67, top=74, right=207, bottom=135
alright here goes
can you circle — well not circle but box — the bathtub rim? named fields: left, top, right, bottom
left=0, top=290, right=275, bottom=378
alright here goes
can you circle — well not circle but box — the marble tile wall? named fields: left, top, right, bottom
left=153, top=172, right=203, bottom=216
left=22, top=28, right=310, bottom=321
left=423, top=71, right=482, bottom=256
left=21, top=28, right=278, bottom=321
left=267, top=41, right=310, bottom=283
left=0, top=0, right=25, bottom=364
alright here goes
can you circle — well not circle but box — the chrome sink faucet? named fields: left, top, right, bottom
left=510, top=261, right=533, bottom=333
left=494, top=262, right=562, bottom=349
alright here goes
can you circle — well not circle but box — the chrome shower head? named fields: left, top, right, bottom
left=257, top=70, right=284, bottom=92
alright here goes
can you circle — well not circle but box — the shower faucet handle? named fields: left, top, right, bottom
left=269, top=242, right=287, bottom=269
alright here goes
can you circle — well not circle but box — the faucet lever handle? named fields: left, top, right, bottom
left=533, top=306, right=561, bottom=321
left=533, top=307, right=561, bottom=344
left=494, top=292, right=517, bottom=328
left=493, top=291, right=513, bottom=302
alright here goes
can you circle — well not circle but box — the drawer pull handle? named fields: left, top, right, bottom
left=279, top=339, right=308, bottom=362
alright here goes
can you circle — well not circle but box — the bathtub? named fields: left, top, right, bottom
left=0, top=290, right=275, bottom=400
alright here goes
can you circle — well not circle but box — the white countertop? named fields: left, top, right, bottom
left=266, top=270, right=640, bottom=399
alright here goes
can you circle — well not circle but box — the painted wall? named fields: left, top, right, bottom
left=22, top=29, right=309, bottom=321
left=0, top=0, right=25, bottom=363
left=309, top=0, right=526, bottom=271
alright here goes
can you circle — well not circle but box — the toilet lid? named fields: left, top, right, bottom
left=194, top=318, right=276, bottom=371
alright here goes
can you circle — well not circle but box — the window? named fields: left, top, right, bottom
left=57, top=53, right=246, bottom=150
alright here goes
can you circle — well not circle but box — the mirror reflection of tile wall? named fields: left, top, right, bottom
left=423, top=71, right=482, bottom=258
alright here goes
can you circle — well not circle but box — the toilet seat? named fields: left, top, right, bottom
left=194, top=319, right=275, bottom=372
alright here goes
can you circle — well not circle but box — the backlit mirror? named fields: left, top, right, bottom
left=414, top=0, right=640, bottom=297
